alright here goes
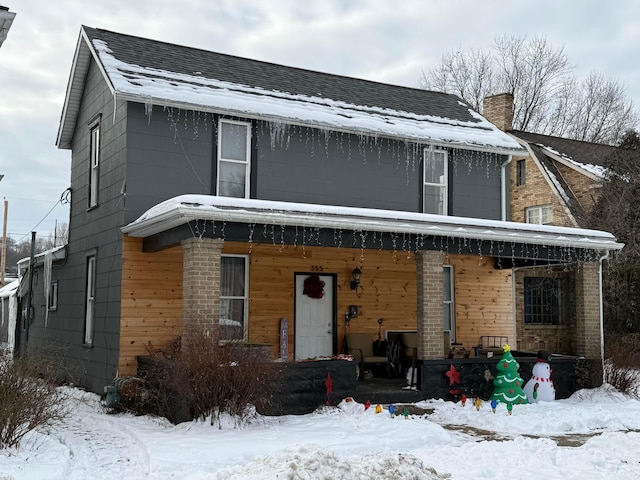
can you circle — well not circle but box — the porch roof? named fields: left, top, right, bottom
left=122, top=195, right=623, bottom=252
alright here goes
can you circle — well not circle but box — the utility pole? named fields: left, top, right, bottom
left=0, top=198, right=7, bottom=286
left=0, top=174, right=6, bottom=286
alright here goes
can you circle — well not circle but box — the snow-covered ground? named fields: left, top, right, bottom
left=1, top=385, right=639, bottom=479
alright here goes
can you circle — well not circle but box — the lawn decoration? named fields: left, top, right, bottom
left=460, top=394, right=467, bottom=407
left=523, top=350, right=556, bottom=403
left=474, top=397, right=482, bottom=411
left=445, top=364, right=462, bottom=401
left=325, top=372, right=333, bottom=405
left=375, top=404, right=383, bottom=414
left=364, top=400, right=371, bottom=411
left=388, top=404, right=395, bottom=416
left=403, top=407, right=409, bottom=419
left=490, top=344, right=528, bottom=414
left=491, top=399, right=498, bottom=413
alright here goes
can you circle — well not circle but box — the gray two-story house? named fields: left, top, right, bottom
left=20, top=26, right=622, bottom=403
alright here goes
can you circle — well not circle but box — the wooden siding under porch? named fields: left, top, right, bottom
left=119, top=235, right=513, bottom=377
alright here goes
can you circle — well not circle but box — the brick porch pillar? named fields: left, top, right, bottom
left=416, top=250, right=445, bottom=359
left=574, top=262, right=602, bottom=359
left=181, top=238, right=224, bottom=350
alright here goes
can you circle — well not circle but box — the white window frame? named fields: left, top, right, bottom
left=48, top=281, right=58, bottom=311
left=443, top=265, right=455, bottom=342
left=89, top=121, right=100, bottom=208
left=525, top=205, right=553, bottom=225
left=220, top=254, right=249, bottom=342
left=423, top=147, right=448, bottom=215
left=216, top=119, right=251, bottom=198
left=84, top=255, right=96, bottom=345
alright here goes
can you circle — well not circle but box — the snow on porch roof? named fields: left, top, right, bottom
left=122, top=195, right=623, bottom=252
left=57, top=26, right=525, bottom=156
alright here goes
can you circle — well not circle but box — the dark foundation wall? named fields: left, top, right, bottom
left=419, top=356, right=599, bottom=402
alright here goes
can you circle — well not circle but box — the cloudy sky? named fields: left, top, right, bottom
left=0, top=0, right=639, bottom=244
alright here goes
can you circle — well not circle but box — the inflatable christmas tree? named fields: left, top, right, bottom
left=490, top=344, right=528, bottom=413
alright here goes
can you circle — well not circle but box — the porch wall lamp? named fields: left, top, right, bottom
left=350, top=267, right=362, bottom=291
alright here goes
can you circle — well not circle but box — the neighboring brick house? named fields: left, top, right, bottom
left=484, top=93, right=617, bottom=354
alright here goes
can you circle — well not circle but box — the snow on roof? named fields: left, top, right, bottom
left=88, top=37, right=523, bottom=155
left=16, top=244, right=66, bottom=269
left=122, top=195, right=623, bottom=251
left=538, top=144, right=607, bottom=178
left=0, top=279, right=19, bottom=298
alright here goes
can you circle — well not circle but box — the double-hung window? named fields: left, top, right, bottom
left=89, top=121, right=100, bottom=208
left=423, top=148, right=448, bottom=215
left=84, top=255, right=96, bottom=345
left=525, top=205, right=553, bottom=225
left=217, top=119, right=251, bottom=198
left=219, top=255, right=248, bottom=342
left=443, top=265, right=455, bottom=341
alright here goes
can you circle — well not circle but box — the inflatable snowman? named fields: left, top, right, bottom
left=523, top=350, right=556, bottom=403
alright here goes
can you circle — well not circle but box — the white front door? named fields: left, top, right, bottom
left=294, top=274, right=334, bottom=360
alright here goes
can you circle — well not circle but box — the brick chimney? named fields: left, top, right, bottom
left=483, top=93, right=514, bottom=131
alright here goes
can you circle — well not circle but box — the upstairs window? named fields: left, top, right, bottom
left=219, top=255, right=248, bottom=342
left=217, top=119, right=251, bottom=198
left=88, top=120, right=100, bottom=208
left=423, top=148, right=448, bottom=215
left=516, top=159, right=526, bottom=186
left=525, top=205, right=553, bottom=225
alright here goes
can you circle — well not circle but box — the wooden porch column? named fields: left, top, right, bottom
left=574, top=261, right=603, bottom=359
left=416, top=250, right=445, bottom=359
left=181, top=238, right=224, bottom=350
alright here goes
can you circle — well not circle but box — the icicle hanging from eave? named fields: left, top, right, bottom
left=44, top=251, right=52, bottom=328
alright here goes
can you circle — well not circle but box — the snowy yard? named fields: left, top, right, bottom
left=1, top=385, right=639, bottom=479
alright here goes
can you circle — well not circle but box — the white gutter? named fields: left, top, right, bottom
left=122, top=196, right=624, bottom=252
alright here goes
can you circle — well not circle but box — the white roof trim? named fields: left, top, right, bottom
left=539, top=147, right=603, bottom=181
left=122, top=195, right=623, bottom=252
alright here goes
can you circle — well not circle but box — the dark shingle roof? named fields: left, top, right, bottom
left=509, top=130, right=616, bottom=167
left=82, top=26, right=473, bottom=123
left=58, top=26, right=525, bottom=154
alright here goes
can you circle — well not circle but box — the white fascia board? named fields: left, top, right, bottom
left=541, top=148, right=602, bottom=181
left=122, top=197, right=623, bottom=252
left=57, top=28, right=117, bottom=149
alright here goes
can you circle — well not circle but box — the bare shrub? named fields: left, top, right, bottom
left=0, top=351, right=68, bottom=449
left=603, top=362, right=640, bottom=398
left=133, top=324, right=280, bottom=425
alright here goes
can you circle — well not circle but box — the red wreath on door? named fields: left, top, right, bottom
left=303, top=274, right=325, bottom=299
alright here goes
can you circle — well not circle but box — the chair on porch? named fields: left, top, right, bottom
left=345, top=333, right=389, bottom=379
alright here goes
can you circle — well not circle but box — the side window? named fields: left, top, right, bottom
left=217, top=119, right=251, bottom=198
left=219, top=255, right=248, bottom=342
left=423, top=148, right=448, bottom=215
left=84, top=255, right=96, bottom=345
left=48, top=281, right=58, bottom=311
left=89, top=120, right=100, bottom=208
left=516, top=159, right=526, bottom=186
left=525, top=205, right=553, bottom=225
left=443, top=265, right=455, bottom=341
